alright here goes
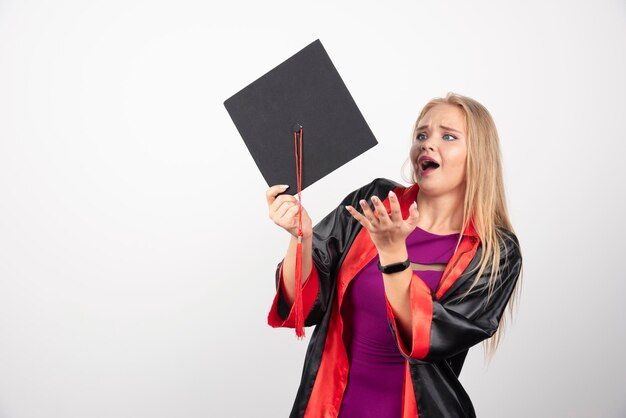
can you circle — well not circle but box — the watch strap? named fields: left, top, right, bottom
left=377, top=258, right=411, bottom=274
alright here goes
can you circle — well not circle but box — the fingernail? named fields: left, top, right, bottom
left=372, top=196, right=379, bottom=203
left=280, top=185, right=289, bottom=189
left=389, top=190, right=395, bottom=197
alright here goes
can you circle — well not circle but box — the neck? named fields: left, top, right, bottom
left=415, top=187, right=465, bottom=235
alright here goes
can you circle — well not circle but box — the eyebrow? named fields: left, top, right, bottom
left=416, top=124, right=464, bottom=135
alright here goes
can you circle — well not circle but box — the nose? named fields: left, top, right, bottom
left=420, top=136, right=435, bottom=151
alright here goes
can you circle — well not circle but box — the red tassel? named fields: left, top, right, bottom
left=294, top=236, right=304, bottom=338
left=294, top=127, right=305, bottom=338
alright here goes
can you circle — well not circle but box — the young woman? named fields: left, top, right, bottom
left=265, top=93, right=523, bottom=418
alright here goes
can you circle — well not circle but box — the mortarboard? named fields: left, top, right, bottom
left=224, top=39, right=378, bottom=193
left=224, top=39, right=378, bottom=337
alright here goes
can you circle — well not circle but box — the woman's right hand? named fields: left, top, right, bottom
left=266, top=185, right=313, bottom=240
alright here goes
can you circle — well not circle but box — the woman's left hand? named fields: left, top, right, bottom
left=345, top=190, right=420, bottom=258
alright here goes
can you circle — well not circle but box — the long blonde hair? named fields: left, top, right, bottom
left=404, top=92, right=522, bottom=358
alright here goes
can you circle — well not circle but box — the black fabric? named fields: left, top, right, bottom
left=273, top=178, right=523, bottom=418
left=422, top=229, right=522, bottom=363
left=446, top=351, right=468, bottom=378
left=224, top=39, right=378, bottom=194
left=407, top=230, right=522, bottom=417
left=410, top=360, right=476, bottom=418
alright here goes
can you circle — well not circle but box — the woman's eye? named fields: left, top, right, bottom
left=416, top=132, right=427, bottom=141
left=443, top=134, right=457, bottom=141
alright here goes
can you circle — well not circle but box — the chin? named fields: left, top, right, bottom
left=416, top=177, right=437, bottom=192
left=417, top=178, right=462, bottom=197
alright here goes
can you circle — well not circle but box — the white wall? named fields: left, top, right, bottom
left=1, top=1, right=625, bottom=417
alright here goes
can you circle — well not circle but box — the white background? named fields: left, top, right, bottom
left=1, top=1, right=625, bottom=417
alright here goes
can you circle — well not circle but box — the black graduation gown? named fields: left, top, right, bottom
left=268, top=178, right=523, bottom=418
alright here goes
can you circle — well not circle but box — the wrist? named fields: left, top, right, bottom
left=291, top=232, right=313, bottom=242
left=378, top=246, right=408, bottom=265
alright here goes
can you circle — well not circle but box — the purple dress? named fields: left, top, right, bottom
left=338, top=226, right=460, bottom=418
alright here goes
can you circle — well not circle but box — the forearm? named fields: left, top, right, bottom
left=281, top=234, right=313, bottom=305
left=379, top=246, right=413, bottom=345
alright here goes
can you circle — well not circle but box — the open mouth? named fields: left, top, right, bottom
left=419, top=159, right=440, bottom=174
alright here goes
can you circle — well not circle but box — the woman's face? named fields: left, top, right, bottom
left=412, top=103, right=468, bottom=196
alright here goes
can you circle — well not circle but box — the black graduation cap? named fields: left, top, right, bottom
left=224, top=39, right=378, bottom=194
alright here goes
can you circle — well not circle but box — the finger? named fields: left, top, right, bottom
left=405, top=201, right=420, bottom=228
left=345, top=205, right=372, bottom=230
left=269, top=193, right=297, bottom=213
left=358, top=199, right=378, bottom=224
left=274, top=200, right=297, bottom=220
left=280, top=204, right=302, bottom=229
left=388, top=190, right=402, bottom=221
left=370, top=195, right=391, bottom=224
left=265, top=185, right=290, bottom=205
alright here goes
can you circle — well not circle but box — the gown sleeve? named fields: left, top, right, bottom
left=268, top=178, right=401, bottom=329
left=386, top=229, right=523, bottom=362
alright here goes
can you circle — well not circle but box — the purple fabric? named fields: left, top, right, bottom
left=338, top=226, right=459, bottom=418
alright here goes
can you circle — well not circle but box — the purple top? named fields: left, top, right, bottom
left=338, top=226, right=459, bottom=418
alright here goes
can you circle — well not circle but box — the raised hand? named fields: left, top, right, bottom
left=266, top=185, right=313, bottom=240
left=345, top=190, right=419, bottom=258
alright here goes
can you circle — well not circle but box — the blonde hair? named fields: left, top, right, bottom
left=403, top=92, right=522, bottom=358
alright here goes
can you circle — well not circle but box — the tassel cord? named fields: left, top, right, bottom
left=293, top=127, right=305, bottom=338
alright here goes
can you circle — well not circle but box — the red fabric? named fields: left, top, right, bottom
left=304, top=297, right=349, bottom=418
left=294, top=240, right=305, bottom=337
left=384, top=272, right=433, bottom=360
left=402, top=361, right=418, bottom=418
left=267, top=262, right=320, bottom=328
left=435, top=235, right=478, bottom=300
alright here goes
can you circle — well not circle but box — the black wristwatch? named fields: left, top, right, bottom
left=377, top=258, right=411, bottom=274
